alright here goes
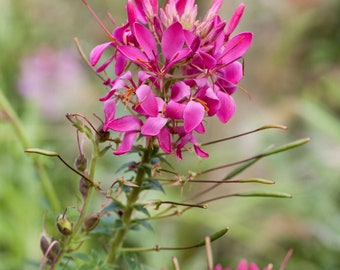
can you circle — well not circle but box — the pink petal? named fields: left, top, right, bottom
left=109, top=115, right=142, bottom=132
left=141, top=116, right=168, bottom=136
left=90, top=42, right=113, bottom=66
left=216, top=91, right=236, bottom=123
left=198, top=51, right=217, bottom=69
left=161, top=22, right=185, bottom=61
left=157, top=127, right=172, bottom=153
left=115, top=52, right=127, bottom=75
left=136, top=85, right=158, bottom=116
left=205, top=0, right=223, bottom=21
left=134, top=23, right=157, bottom=60
left=117, top=45, right=148, bottom=65
left=183, top=101, right=205, bottom=133
left=249, top=262, right=260, bottom=270
left=219, top=32, right=253, bottom=65
left=171, top=81, right=190, bottom=102
left=165, top=100, right=185, bottom=119
left=225, top=3, right=245, bottom=39
left=103, top=99, right=116, bottom=131
left=236, top=259, right=248, bottom=270
left=114, top=131, right=137, bottom=155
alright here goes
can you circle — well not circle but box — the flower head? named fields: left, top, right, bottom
left=215, top=259, right=273, bottom=270
left=89, top=0, right=252, bottom=158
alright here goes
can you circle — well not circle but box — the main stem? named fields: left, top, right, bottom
left=106, top=149, right=150, bottom=264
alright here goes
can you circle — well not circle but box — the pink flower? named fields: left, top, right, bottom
left=215, top=259, right=273, bottom=270
left=88, top=0, right=252, bottom=158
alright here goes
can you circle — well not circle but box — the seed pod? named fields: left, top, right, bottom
left=40, top=236, right=60, bottom=262
left=83, top=212, right=101, bottom=231
left=75, top=154, right=87, bottom=172
left=40, top=235, right=50, bottom=255
left=79, top=177, right=89, bottom=198
left=56, top=214, right=73, bottom=235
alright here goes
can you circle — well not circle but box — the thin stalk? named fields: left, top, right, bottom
left=106, top=149, right=150, bottom=264
left=0, top=88, right=61, bottom=212
left=52, top=135, right=100, bottom=269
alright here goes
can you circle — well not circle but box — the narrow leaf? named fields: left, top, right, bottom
left=25, top=148, right=59, bottom=156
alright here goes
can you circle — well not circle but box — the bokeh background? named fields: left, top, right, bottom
left=1, top=0, right=339, bottom=269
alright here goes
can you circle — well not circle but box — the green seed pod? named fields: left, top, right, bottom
left=83, top=212, right=101, bottom=231
left=56, top=214, right=73, bottom=235
left=75, top=154, right=87, bottom=172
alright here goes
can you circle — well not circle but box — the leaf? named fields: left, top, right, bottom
left=116, top=161, right=138, bottom=173
left=141, top=179, right=165, bottom=193
left=24, top=148, right=59, bottom=156
left=134, top=205, right=150, bottom=217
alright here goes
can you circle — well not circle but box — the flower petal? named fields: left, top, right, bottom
left=90, top=42, right=113, bottom=66
left=103, top=99, right=116, bottom=131
left=157, top=127, right=172, bottom=153
left=216, top=91, right=236, bottom=123
left=141, top=116, right=168, bottom=136
left=171, top=81, right=190, bottom=102
left=165, top=100, right=185, bottom=119
left=136, top=85, right=158, bottom=116
left=219, top=32, right=253, bottom=65
left=162, top=22, right=185, bottom=61
left=134, top=23, right=157, bottom=60
left=184, top=101, right=205, bottom=133
left=109, top=115, right=142, bottom=132
left=225, top=3, right=245, bottom=39
left=114, top=131, right=137, bottom=155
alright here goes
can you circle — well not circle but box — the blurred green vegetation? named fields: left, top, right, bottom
left=1, top=0, right=339, bottom=269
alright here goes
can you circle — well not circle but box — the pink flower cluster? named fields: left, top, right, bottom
left=215, top=259, right=273, bottom=270
left=90, top=0, right=252, bottom=158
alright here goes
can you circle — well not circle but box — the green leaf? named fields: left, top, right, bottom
left=134, top=205, right=150, bottom=217
left=24, top=148, right=59, bottom=156
left=141, top=179, right=165, bottom=193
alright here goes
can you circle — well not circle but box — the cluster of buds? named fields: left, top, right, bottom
left=89, top=0, right=252, bottom=159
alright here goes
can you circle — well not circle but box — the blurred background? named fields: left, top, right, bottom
left=0, top=0, right=339, bottom=269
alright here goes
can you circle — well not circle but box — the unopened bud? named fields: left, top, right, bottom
left=75, top=154, right=87, bottom=172
left=83, top=212, right=101, bottom=231
left=79, top=177, right=90, bottom=198
left=56, top=214, right=73, bottom=235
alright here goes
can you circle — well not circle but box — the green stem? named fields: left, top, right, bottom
left=0, top=88, right=61, bottom=212
left=52, top=135, right=99, bottom=269
left=106, top=149, right=150, bottom=264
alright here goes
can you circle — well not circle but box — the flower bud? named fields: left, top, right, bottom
left=83, top=212, right=101, bottom=231
left=75, top=154, right=87, bottom=172
left=56, top=214, right=73, bottom=235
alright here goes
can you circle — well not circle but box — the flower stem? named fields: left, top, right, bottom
left=106, top=149, right=150, bottom=264
left=0, top=88, right=61, bottom=212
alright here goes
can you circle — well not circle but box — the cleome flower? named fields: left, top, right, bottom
left=89, top=0, right=252, bottom=158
